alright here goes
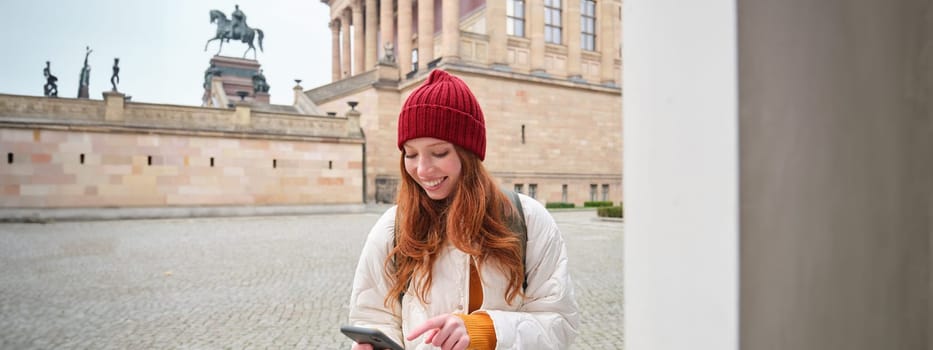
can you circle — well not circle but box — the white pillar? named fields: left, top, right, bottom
left=341, top=10, right=352, bottom=78
left=380, top=0, right=395, bottom=62
left=622, top=0, right=738, bottom=348
left=353, top=1, right=365, bottom=74
left=365, top=0, right=378, bottom=68
left=398, top=0, right=413, bottom=74
left=417, top=0, right=434, bottom=71
left=441, top=0, right=460, bottom=61
left=330, top=19, right=342, bottom=82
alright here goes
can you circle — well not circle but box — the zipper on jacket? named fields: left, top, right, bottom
left=459, top=254, right=469, bottom=313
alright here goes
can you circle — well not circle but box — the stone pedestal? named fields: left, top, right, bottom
left=234, top=102, right=251, bottom=125
left=253, top=92, right=270, bottom=104
left=375, top=62, right=399, bottom=83
left=103, top=91, right=125, bottom=121
left=202, top=56, right=269, bottom=107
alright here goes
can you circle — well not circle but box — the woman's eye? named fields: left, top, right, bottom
left=433, top=151, right=449, bottom=158
left=404, top=154, right=417, bottom=159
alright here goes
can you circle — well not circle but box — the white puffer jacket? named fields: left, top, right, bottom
left=348, top=194, right=579, bottom=349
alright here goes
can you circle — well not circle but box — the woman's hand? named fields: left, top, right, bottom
left=351, top=343, right=374, bottom=350
left=406, top=314, right=471, bottom=350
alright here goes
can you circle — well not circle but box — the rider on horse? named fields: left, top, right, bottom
left=230, top=5, right=247, bottom=41
left=205, top=5, right=264, bottom=59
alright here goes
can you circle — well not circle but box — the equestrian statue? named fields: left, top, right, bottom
left=204, top=5, right=265, bottom=59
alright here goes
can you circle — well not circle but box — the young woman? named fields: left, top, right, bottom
left=348, top=69, right=579, bottom=350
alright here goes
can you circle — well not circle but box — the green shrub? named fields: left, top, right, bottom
left=545, top=202, right=576, bottom=209
left=583, top=201, right=614, bottom=208
left=597, top=206, right=623, bottom=218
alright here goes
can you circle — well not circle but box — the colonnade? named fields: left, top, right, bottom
left=328, top=0, right=619, bottom=84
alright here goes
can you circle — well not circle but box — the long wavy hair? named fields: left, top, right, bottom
left=384, top=145, right=525, bottom=307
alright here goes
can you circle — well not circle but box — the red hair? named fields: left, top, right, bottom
left=384, top=146, right=524, bottom=306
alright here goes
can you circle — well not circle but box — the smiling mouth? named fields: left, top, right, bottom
left=421, top=177, right=447, bottom=189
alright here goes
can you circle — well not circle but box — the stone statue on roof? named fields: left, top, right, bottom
left=203, top=63, right=221, bottom=89
left=252, top=69, right=270, bottom=93
left=43, top=61, right=59, bottom=97
left=110, top=58, right=120, bottom=92
left=77, top=46, right=92, bottom=98
left=204, top=5, right=265, bottom=59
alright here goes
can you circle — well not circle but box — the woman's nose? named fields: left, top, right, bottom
left=416, top=157, right=433, bottom=175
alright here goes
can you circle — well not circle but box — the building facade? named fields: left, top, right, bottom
left=312, top=0, right=622, bottom=205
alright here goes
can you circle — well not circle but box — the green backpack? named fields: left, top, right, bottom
left=393, top=189, right=528, bottom=302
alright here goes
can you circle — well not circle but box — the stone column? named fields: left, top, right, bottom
left=529, top=0, right=546, bottom=73
left=398, top=0, right=413, bottom=74
left=353, top=1, right=365, bottom=75
left=330, top=20, right=342, bottom=82
left=441, top=0, right=460, bottom=61
left=566, top=0, right=582, bottom=79
left=485, top=0, right=507, bottom=66
left=417, top=0, right=435, bottom=71
left=342, top=10, right=352, bottom=78
left=380, top=0, right=395, bottom=62
left=366, top=0, right=378, bottom=68
left=599, top=0, right=616, bottom=84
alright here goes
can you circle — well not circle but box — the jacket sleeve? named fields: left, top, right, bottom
left=484, top=196, right=580, bottom=349
left=347, top=207, right=404, bottom=347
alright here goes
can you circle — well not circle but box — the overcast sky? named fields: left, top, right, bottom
left=0, top=1, right=333, bottom=106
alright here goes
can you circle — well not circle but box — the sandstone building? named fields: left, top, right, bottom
left=312, top=0, right=622, bottom=204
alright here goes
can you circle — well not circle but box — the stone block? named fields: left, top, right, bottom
left=318, top=177, right=345, bottom=186
left=2, top=184, right=19, bottom=196
left=103, top=91, right=125, bottom=121
left=20, top=185, right=52, bottom=196
left=281, top=177, right=309, bottom=186
left=30, top=154, right=52, bottom=164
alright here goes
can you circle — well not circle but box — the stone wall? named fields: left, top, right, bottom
left=462, top=67, right=622, bottom=205
left=0, top=94, right=364, bottom=208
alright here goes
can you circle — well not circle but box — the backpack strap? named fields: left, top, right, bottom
left=393, top=208, right=407, bottom=305
left=502, top=189, right=529, bottom=290
left=392, top=189, right=529, bottom=304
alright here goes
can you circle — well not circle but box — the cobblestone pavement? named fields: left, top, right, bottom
left=0, top=210, right=622, bottom=349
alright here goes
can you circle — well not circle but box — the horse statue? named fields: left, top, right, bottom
left=204, top=8, right=265, bottom=59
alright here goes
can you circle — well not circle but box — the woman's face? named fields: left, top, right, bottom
left=403, top=137, right=462, bottom=200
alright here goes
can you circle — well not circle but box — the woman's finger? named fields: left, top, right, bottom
left=406, top=314, right=448, bottom=341
left=351, top=342, right=374, bottom=350
left=424, top=328, right=439, bottom=344
left=431, top=318, right=456, bottom=347
left=453, top=334, right=471, bottom=350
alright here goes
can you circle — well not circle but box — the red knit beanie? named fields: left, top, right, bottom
left=397, top=69, right=486, bottom=160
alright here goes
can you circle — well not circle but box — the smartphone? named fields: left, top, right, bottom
left=340, top=325, right=404, bottom=350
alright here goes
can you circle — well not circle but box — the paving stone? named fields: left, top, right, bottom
left=0, top=210, right=622, bottom=349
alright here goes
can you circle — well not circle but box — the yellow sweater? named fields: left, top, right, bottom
left=455, top=260, right=497, bottom=350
